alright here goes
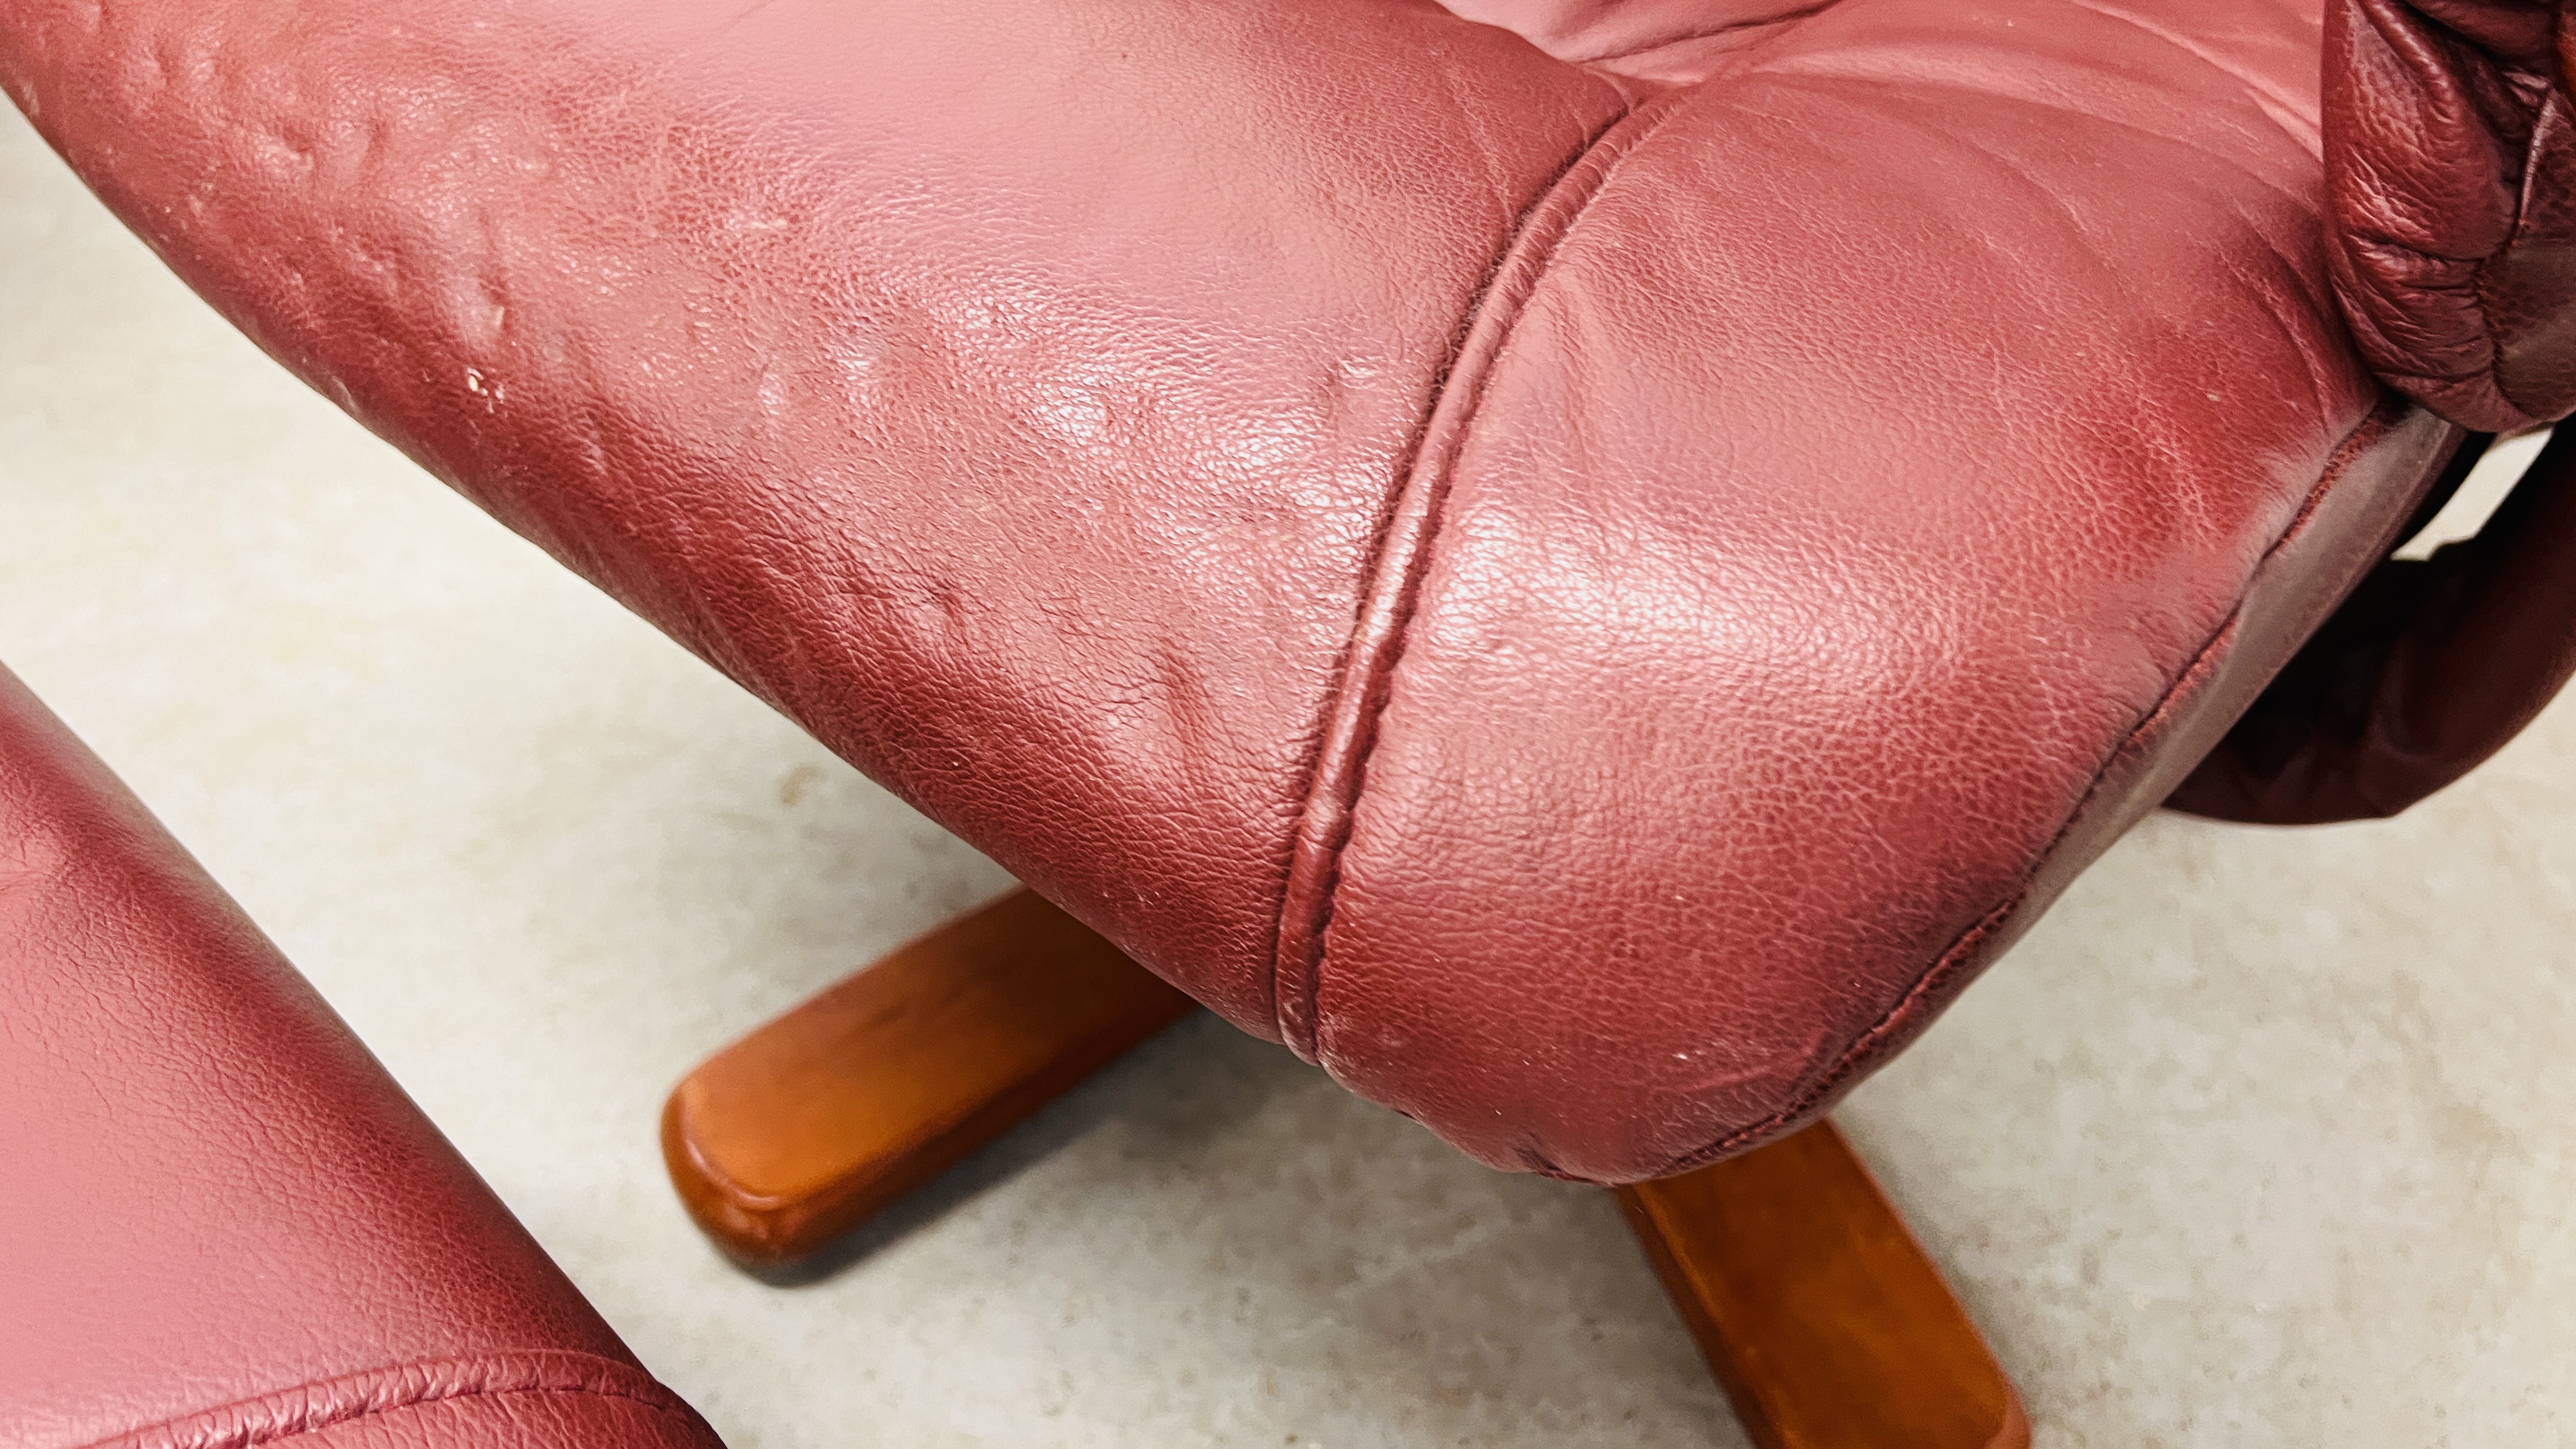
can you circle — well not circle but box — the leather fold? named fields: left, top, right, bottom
left=2326, top=0, right=2576, bottom=430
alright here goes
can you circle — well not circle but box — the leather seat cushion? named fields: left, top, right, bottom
left=0, top=0, right=2465, bottom=1179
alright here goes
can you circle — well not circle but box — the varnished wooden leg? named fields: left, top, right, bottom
left=1617, top=1121, right=2029, bottom=1449
left=661, top=887, right=1197, bottom=1266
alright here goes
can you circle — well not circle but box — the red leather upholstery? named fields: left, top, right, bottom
left=0, top=1, right=2485, bottom=1180
left=2167, top=1, right=2576, bottom=825
left=2170, top=424, right=2576, bottom=820
left=2326, top=0, right=2576, bottom=431
left=0, top=666, right=722, bottom=1449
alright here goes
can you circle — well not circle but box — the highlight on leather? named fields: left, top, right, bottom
left=2170, top=425, right=2576, bottom=822
left=2326, top=0, right=2576, bottom=431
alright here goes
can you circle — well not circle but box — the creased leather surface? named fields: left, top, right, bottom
left=0, top=666, right=722, bottom=1449
left=0, top=0, right=2466, bottom=1179
left=2326, top=0, right=2576, bottom=429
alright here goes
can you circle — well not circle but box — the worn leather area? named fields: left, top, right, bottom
left=0, top=0, right=2465, bottom=1179
left=0, top=667, right=721, bottom=1449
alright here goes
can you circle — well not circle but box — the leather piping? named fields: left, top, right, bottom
left=1642, top=400, right=2421, bottom=1181
left=76, top=1349, right=712, bottom=1449
left=1268, top=91, right=1692, bottom=1060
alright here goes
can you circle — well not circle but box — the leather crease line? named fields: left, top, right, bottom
left=1267, top=91, right=1692, bottom=1061
left=1642, top=401, right=2419, bottom=1180
left=1568, top=0, right=1837, bottom=66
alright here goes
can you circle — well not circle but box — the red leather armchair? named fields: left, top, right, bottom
left=0, top=664, right=724, bottom=1449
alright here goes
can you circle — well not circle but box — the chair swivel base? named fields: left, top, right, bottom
left=661, top=889, right=2027, bottom=1449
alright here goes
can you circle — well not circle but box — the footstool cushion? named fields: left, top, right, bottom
left=0, top=0, right=2488, bottom=1179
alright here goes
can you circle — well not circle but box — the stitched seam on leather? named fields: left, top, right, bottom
left=218, top=1385, right=691, bottom=1447
left=79, top=1349, right=706, bottom=1449
left=1646, top=401, right=2412, bottom=1179
left=1266, top=91, right=1692, bottom=1058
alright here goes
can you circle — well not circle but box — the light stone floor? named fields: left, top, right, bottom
left=6, top=104, right=2573, bottom=1449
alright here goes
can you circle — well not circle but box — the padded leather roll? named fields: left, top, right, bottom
left=2325, top=0, right=2576, bottom=432
left=0, top=0, right=2481, bottom=1179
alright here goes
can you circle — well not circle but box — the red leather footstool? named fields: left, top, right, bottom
left=0, top=664, right=723, bottom=1449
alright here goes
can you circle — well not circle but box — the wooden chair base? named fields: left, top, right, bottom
left=661, top=889, right=1197, bottom=1266
left=663, top=889, right=2027, bottom=1448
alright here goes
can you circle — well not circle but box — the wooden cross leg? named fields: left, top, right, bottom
left=661, top=889, right=2028, bottom=1448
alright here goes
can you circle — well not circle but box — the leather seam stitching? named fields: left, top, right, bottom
left=1266, top=91, right=1691, bottom=1057
left=1644, top=399, right=2411, bottom=1178
left=77, top=1351, right=703, bottom=1449
left=234, top=1384, right=694, bottom=1446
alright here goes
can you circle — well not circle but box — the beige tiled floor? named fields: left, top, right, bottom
left=6, top=104, right=2573, bottom=1448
